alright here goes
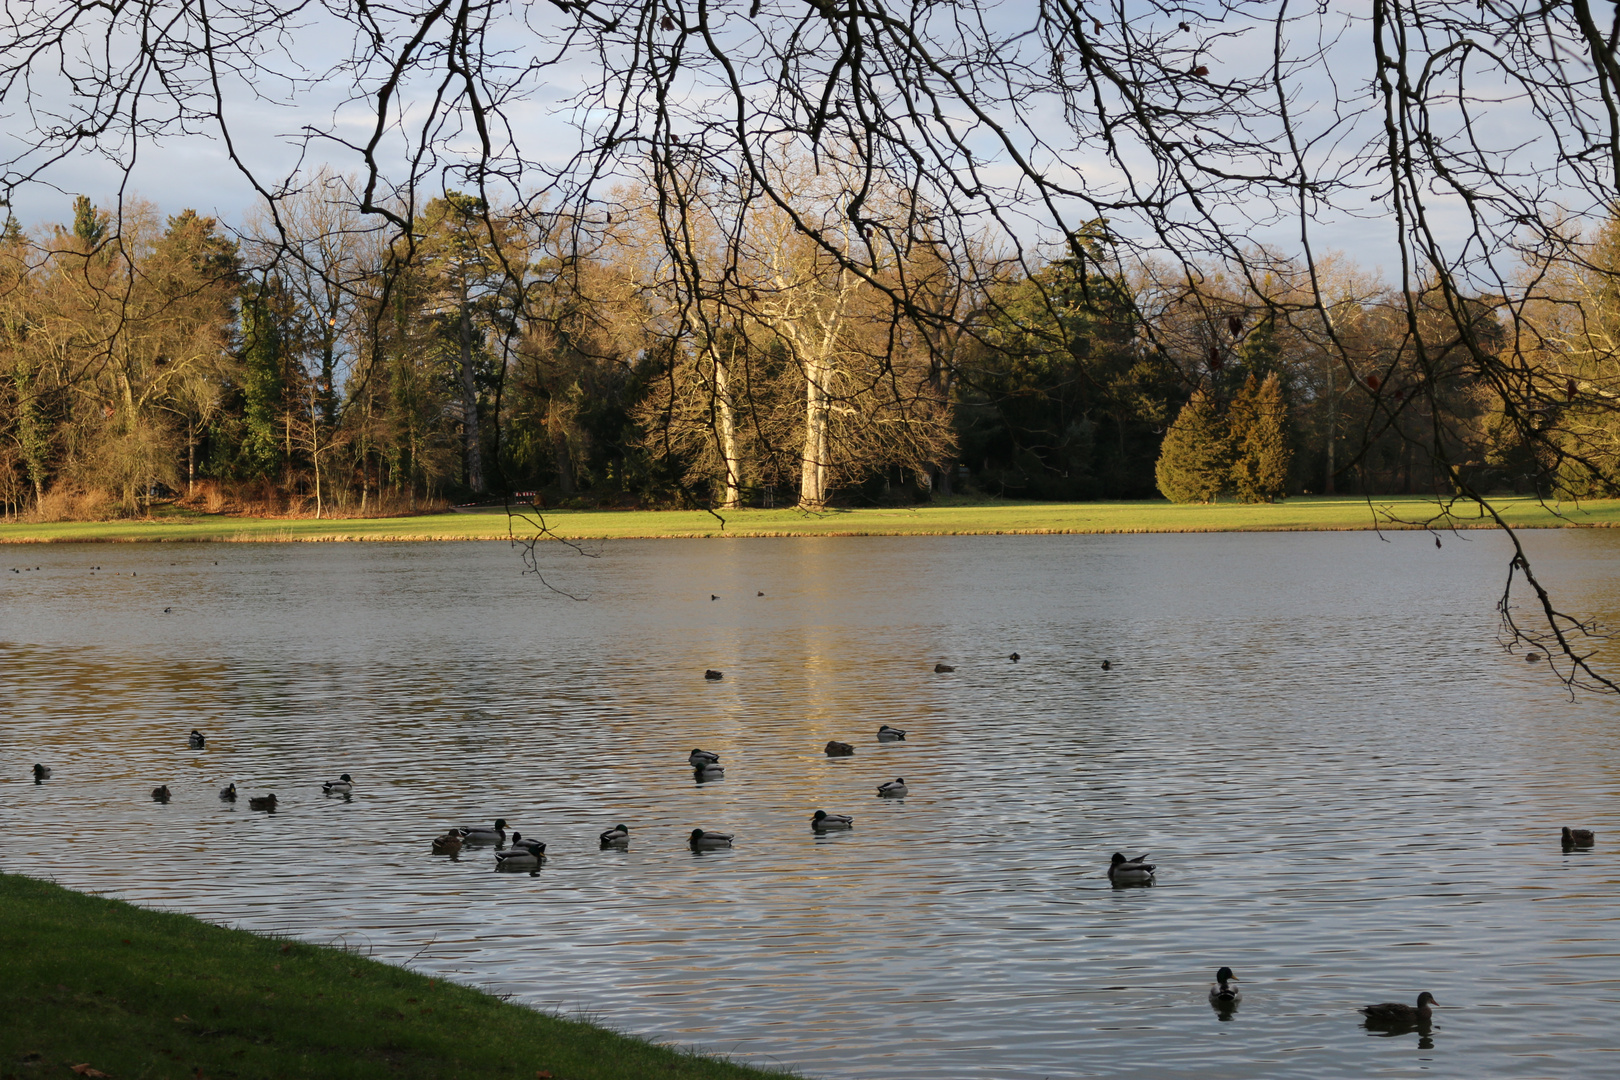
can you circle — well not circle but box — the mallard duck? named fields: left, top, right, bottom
left=1108, top=852, right=1155, bottom=884
left=688, top=749, right=721, bottom=766
left=459, top=818, right=508, bottom=844
left=877, top=777, right=908, bottom=797
left=1209, top=967, right=1241, bottom=1006
left=811, top=811, right=854, bottom=830
left=494, top=837, right=546, bottom=870
left=1009, top=652, right=1021, bottom=662
left=151, top=784, right=171, bottom=803
left=219, top=783, right=237, bottom=802
left=693, top=762, right=725, bottom=780
left=322, top=773, right=354, bottom=795
left=1101, top=659, right=1112, bottom=670
left=824, top=740, right=855, bottom=756
left=431, top=829, right=464, bottom=855
left=689, top=828, right=734, bottom=850
left=876, top=725, right=907, bottom=742
left=32, top=763, right=51, bottom=782
left=934, top=662, right=955, bottom=673
left=599, top=824, right=630, bottom=847
left=704, top=669, right=724, bottom=680
left=1562, top=826, right=1595, bottom=847
left=1361, top=992, right=1437, bottom=1026
left=248, top=793, right=278, bottom=811
left=188, top=729, right=206, bottom=749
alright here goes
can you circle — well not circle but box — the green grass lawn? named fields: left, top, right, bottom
left=0, top=872, right=789, bottom=1080
left=2, top=495, right=1618, bottom=544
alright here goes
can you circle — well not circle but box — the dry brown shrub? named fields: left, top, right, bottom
left=27, top=487, right=120, bottom=522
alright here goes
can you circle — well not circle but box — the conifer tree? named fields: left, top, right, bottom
left=1229, top=372, right=1291, bottom=502
left=1155, top=390, right=1229, bottom=503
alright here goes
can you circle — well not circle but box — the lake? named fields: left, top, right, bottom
left=3, top=529, right=1619, bottom=1079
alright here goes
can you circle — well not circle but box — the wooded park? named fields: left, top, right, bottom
left=6, top=184, right=1613, bottom=522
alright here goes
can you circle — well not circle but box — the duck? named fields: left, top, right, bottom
left=219, top=783, right=237, bottom=802
left=1361, top=992, right=1438, bottom=1026
left=494, top=837, right=546, bottom=870
left=1208, top=967, right=1241, bottom=1006
left=1562, top=826, right=1595, bottom=847
left=431, top=829, right=464, bottom=855
left=876, top=725, right=907, bottom=742
left=811, top=811, right=854, bottom=830
left=1525, top=652, right=1542, bottom=662
left=704, top=669, right=724, bottom=680
left=188, top=729, right=206, bottom=749
left=824, top=740, right=855, bottom=756
left=322, top=773, right=354, bottom=795
left=1101, top=659, right=1112, bottom=670
left=933, top=662, right=955, bottom=673
left=693, top=762, right=725, bottom=780
left=151, top=784, right=172, bottom=803
left=688, top=749, right=721, bottom=766
left=689, top=828, right=734, bottom=850
left=459, top=818, right=509, bottom=845
left=599, top=824, right=631, bottom=847
left=1108, top=852, right=1156, bottom=884
left=1009, top=652, right=1021, bottom=662
left=877, top=777, right=909, bottom=797
left=248, top=793, right=278, bottom=811
left=32, top=764, right=51, bottom=782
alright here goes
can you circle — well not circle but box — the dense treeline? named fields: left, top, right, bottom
left=0, top=185, right=1610, bottom=519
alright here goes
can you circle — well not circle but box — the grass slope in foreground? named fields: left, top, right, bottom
left=0, top=873, right=788, bottom=1080
left=3, top=496, right=1620, bottom=544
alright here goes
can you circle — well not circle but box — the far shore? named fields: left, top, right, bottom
left=2, top=495, right=1618, bottom=544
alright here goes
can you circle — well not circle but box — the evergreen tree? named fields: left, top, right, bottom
left=71, top=196, right=108, bottom=249
left=239, top=282, right=289, bottom=477
left=1155, top=390, right=1230, bottom=503
left=1229, top=372, right=1291, bottom=502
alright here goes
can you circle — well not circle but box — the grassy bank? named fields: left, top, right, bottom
left=0, top=872, right=787, bottom=1080
left=2, top=495, right=1619, bottom=544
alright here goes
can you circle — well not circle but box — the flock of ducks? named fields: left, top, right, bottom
left=23, top=707, right=1603, bottom=1034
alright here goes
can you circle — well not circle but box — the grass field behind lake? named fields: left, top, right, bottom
left=2, top=495, right=1619, bottom=545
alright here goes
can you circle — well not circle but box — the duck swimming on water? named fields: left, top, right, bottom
left=1562, top=826, right=1595, bottom=847
left=322, top=773, right=354, bottom=795
left=188, top=729, right=206, bottom=749
left=1108, top=852, right=1155, bottom=885
left=1361, top=992, right=1437, bottom=1027
left=459, top=819, right=508, bottom=844
left=219, top=783, right=237, bottom=802
left=1208, top=967, right=1241, bottom=1006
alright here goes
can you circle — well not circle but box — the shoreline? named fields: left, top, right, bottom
left=2, top=496, right=1619, bottom=544
left=0, top=871, right=790, bottom=1080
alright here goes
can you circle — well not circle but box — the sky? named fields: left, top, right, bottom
left=0, top=0, right=1583, bottom=284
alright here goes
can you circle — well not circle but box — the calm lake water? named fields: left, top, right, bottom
left=3, top=530, right=1620, bottom=1079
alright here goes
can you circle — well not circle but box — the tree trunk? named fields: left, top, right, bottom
left=714, top=350, right=742, bottom=509
left=458, top=276, right=485, bottom=493
left=799, top=355, right=830, bottom=509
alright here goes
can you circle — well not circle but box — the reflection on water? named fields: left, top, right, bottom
left=3, top=531, right=1620, bottom=1079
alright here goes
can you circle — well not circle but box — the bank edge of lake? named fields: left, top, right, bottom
left=3, top=496, right=1619, bottom=544
left=0, top=872, right=792, bottom=1080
